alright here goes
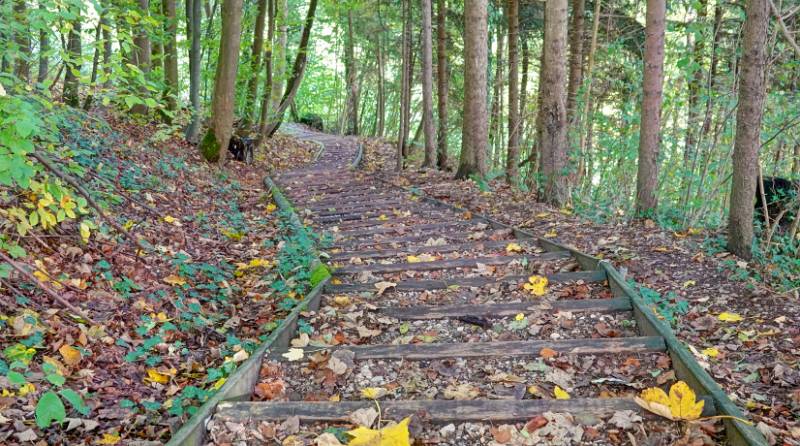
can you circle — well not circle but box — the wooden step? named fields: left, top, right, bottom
left=332, top=228, right=494, bottom=249
left=215, top=397, right=715, bottom=424
left=329, top=239, right=539, bottom=261
left=267, top=336, right=665, bottom=361
left=333, top=252, right=570, bottom=275
left=377, top=296, right=632, bottom=320
left=335, top=221, right=476, bottom=239
left=325, top=269, right=606, bottom=293
left=305, top=198, right=408, bottom=213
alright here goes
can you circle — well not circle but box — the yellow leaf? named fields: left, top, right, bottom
left=212, top=377, right=227, bottom=390
left=266, top=203, right=277, bottom=213
left=554, top=386, right=570, bottom=400
left=153, top=312, right=172, bottom=323
left=718, top=312, right=743, bottom=322
left=79, top=222, right=91, bottom=243
left=18, top=382, right=35, bottom=396
left=145, top=368, right=170, bottom=384
left=514, top=313, right=525, bottom=321
left=59, top=344, right=82, bottom=367
left=505, top=242, right=523, bottom=253
left=634, top=381, right=704, bottom=421
left=33, top=270, right=50, bottom=283
left=333, top=295, right=351, bottom=307
left=536, top=212, right=551, bottom=218
left=543, top=229, right=557, bottom=238
left=406, top=255, right=421, bottom=263
left=282, top=348, right=305, bottom=362
left=361, top=387, right=388, bottom=400
left=163, top=275, right=187, bottom=286
left=683, top=280, right=696, bottom=288
left=701, top=347, right=719, bottom=358
left=523, top=275, right=548, bottom=296
left=347, top=416, right=411, bottom=446
left=97, top=433, right=121, bottom=445
left=377, top=214, right=389, bottom=221
left=163, top=215, right=179, bottom=225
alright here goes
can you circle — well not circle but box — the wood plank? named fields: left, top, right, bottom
left=315, top=202, right=440, bottom=218
left=305, top=198, right=408, bottom=213
left=336, top=221, right=476, bottom=239
left=377, top=296, right=632, bottom=320
left=325, top=270, right=606, bottom=293
left=333, top=252, right=571, bottom=275
left=332, top=228, right=494, bottom=249
left=317, top=210, right=456, bottom=226
left=215, top=397, right=716, bottom=423
left=329, top=239, right=533, bottom=261
left=267, top=336, right=665, bottom=361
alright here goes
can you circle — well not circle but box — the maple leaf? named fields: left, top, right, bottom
left=505, top=242, right=523, bottom=253
left=347, top=417, right=412, bottom=446
left=374, top=281, right=397, bottom=295
left=58, top=344, right=81, bottom=367
left=523, top=275, right=548, bottom=296
left=377, top=214, right=389, bottom=221
left=282, top=348, right=305, bottom=361
left=360, top=387, right=388, bottom=400
left=266, top=203, right=277, bottom=213
left=97, top=432, right=121, bottom=445
left=701, top=347, right=719, bottom=358
left=634, top=381, right=704, bottom=421
left=163, top=274, right=187, bottom=286
left=145, top=368, right=175, bottom=384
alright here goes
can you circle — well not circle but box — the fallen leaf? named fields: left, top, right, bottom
left=333, top=295, right=351, bottom=306
left=701, top=347, right=719, bottom=358
left=361, top=387, right=388, bottom=400
left=539, top=347, right=558, bottom=359
left=314, top=433, right=343, bottom=446
left=718, top=312, right=743, bottom=322
left=523, top=275, right=548, bottom=296
left=349, top=407, right=379, bottom=428
left=506, top=243, right=523, bottom=253
left=374, top=281, right=397, bottom=295
left=554, top=386, right=570, bottom=399
left=347, top=417, right=411, bottom=446
left=59, top=345, right=81, bottom=367
left=96, top=432, right=121, bottom=445
left=634, top=381, right=704, bottom=421
left=282, top=348, right=305, bottom=362
left=163, top=274, right=187, bottom=286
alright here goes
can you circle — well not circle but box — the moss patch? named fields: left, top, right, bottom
left=199, top=128, right=221, bottom=162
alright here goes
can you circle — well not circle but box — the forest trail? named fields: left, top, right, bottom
left=204, top=129, right=763, bottom=445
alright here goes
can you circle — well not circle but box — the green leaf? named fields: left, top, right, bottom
left=7, top=370, right=26, bottom=385
left=309, top=263, right=331, bottom=288
left=46, top=373, right=66, bottom=386
left=35, top=391, right=66, bottom=428
left=59, top=388, right=90, bottom=416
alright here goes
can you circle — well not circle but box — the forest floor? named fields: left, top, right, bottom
left=0, top=113, right=318, bottom=445
left=360, top=138, right=800, bottom=445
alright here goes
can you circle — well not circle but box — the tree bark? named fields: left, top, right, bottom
left=257, top=0, right=276, bottom=131
left=185, top=0, right=202, bottom=143
left=83, top=23, right=102, bottom=110
left=243, top=0, right=268, bottom=126
left=421, top=0, right=436, bottom=167
left=344, top=10, right=359, bottom=135
left=456, top=0, right=489, bottom=179
left=518, top=34, right=529, bottom=162
left=635, top=0, right=666, bottom=215
left=435, top=0, right=448, bottom=169
left=269, top=0, right=288, bottom=118
left=101, top=14, right=112, bottom=88
left=164, top=0, right=179, bottom=112
left=566, top=0, right=584, bottom=123
left=397, top=0, right=412, bottom=170
left=539, top=0, right=568, bottom=206
left=489, top=24, right=504, bottom=166
left=578, top=0, right=601, bottom=179
left=376, top=0, right=386, bottom=137
left=263, top=0, right=319, bottom=137
left=13, top=0, right=31, bottom=82
left=37, top=0, right=49, bottom=85
left=132, top=0, right=152, bottom=115
left=728, top=0, right=769, bottom=259
left=200, top=0, right=244, bottom=162
left=505, top=0, right=520, bottom=184
left=63, top=16, right=81, bottom=107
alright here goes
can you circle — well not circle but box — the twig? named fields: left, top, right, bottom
left=0, top=251, right=97, bottom=324
left=768, top=0, right=800, bottom=57
left=28, top=151, right=151, bottom=253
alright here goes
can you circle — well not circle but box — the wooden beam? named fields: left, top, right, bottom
left=336, top=221, right=477, bottom=239
left=329, top=239, right=536, bottom=261
left=267, top=336, right=665, bottom=361
left=215, top=397, right=715, bottom=423
left=325, top=269, right=606, bottom=292
left=333, top=252, right=570, bottom=275
left=377, top=296, right=632, bottom=319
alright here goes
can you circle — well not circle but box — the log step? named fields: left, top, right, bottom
left=333, top=252, right=570, bottom=275
left=267, top=336, right=665, bottom=361
left=329, top=239, right=539, bottom=261
left=335, top=221, right=475, bottom=239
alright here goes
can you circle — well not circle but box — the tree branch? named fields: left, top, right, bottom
left=769, top=0, right=800, bottom=57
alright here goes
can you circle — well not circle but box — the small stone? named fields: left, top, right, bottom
left=439, top=424, right=456, bottom=437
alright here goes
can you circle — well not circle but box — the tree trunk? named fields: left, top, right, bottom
left=63, top=16, right=81, bottom=107
left=269, top=0, right=288, bottom=118
left=37, top=0, right=49, bottom=85
left=101, top=14, right=112, bottom=88
left=435, top=0, right=448, bottom=169
left=263, top=0, right=319, bottom=137
left=132, top=0, right=152, bottom=115
left=532, top=18, right=546, bottom=184
left=13, top=0, right=31, bottom=82
left=421, top=0, right=436, bottom=167
left=164, top=0, right=179, bottom=112
left=344, top=10, right=359, bottom=135
left=257, top=0, right=276, bottom=131
left=635, top=0, right=666, bottom=215
left=243, top=0, right=267, bottom=126
left=376, top=0, right=386, bottom=137
left=505, top=0, right=520, bottom=184
left=83, top=23, right=102, bottom=110
left=397, top=0, right=412, bottom=170
left=199, top=0, right=244, bottom=162
left=539, top=0, right=568, bottom=206
left=489, top=24, right=504, bottom=166
left=728, top=0, right=769, bottom=259
left=577, top=0, right=600, bottom=174
left=185, top=0, right=202, bottom=143
left=455, top=0, right=489, bottom=179
left=566, top=0, right=584, bottom=123
left=518, top=34, right=529, bottom=165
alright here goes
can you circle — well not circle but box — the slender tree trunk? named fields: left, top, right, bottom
left=101, top=14, right=112, bottom=88
left=421, top=0, right=436, bottom=167
left=186, top=0, right=202, bottom=143
left=164, top=0, right=179, bottom=112
left=376, top=0, right=386, bottom=137
left=578, top=0, right=600, bottom=173
left=506, top=0, right=520, bottom=183
left=13, top=0, right=31, bottom=82
left=533, top=19, right=546, bottom=183
left=490, top=25, right=504, bottom=165
left=263, top=0, right=319, bottom=137
left=518, top=34, right=529, bottom=165
left=456, top=0, right=489, bottom=179
left=243, top=0, right=267, bottom=126
left=37, top=1, right=49, bottom=85
left=344, top=10, right=359, bottom=135
left=258, top=0, right=276, bottom=131
left=436, top=0, right=448, bottom=169
left=83, top=23, right=102, bottom=110
left=397, top=0, right=412, bottom=169
left=540, top=0, right=568, bottom=206
left=132, top=0, right=152, bottom=114
left=635, top=0, right=666, bottom=215
left=269, top=0, right=288, bottom=118
left=566, top=0, right=584, bottom=123
left=200, top=0, right=244, bottom=162
left=728, top=0, right=769, bottom=259
left=63, top=16, right=81, bottom=107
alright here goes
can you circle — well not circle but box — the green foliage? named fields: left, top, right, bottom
left=632, top=280, right=688, bottom=327
left=310, top=263, right=331, bottom=288
left=35, top=391, right=66, bottom=428
left=199, top=129, right=222, bottom=162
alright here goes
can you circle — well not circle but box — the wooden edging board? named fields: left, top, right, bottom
left=165, top=175, right=330, bottom=446
left=362, top=144, right=766, bottom=446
